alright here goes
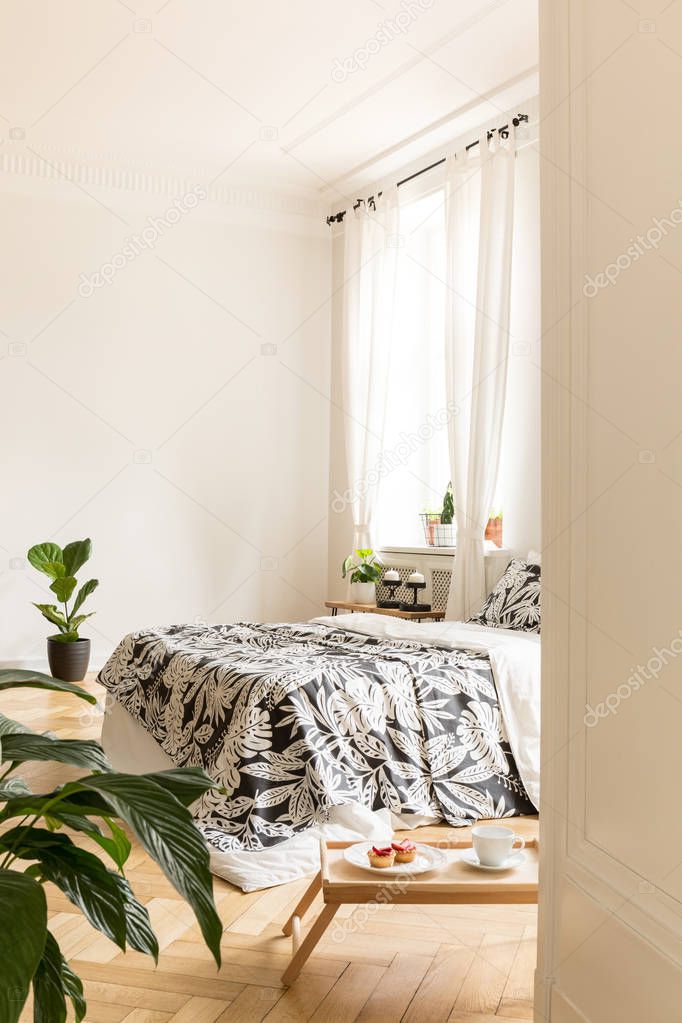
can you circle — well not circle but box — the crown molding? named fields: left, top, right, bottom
left=284, top=0, right=521, bottom=155
left=0, top=144, right=327, bottom=219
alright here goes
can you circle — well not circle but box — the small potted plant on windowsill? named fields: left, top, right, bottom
left=485, top=509, right=503, bottom=548
left=342, top=548, right=382, bottom=604
left=420, top=482, right=456, bottom=546
left=437, top=481, right=456, bottom=545
left=27, top=537, right=99, bottom=683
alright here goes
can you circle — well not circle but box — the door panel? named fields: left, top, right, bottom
left=539, top=0, right=682, bottom=1017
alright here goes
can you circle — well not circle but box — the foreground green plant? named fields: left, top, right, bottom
left=27, top=538, right=98, bottom=643
left=0, top=669, right=222, bottom=1023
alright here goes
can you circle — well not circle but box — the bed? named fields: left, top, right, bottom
left=98, top=605, right=540, bottom=891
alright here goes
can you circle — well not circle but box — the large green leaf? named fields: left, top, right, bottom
left=32, top=930, right=86, bottom=1023
left=71, top=578, right=99, bottom=617
left=143, top=768, right=218, bottom=807
left=0, top=777, right=32, bottom=801
left=100, top=818, right=132, bottom=869
left=4, top=828, right=127, bottom=951
left=49, top=576, right=77, bottom=604
left=27, top=543, right=64, bottom=580
left=62, top=539, right=91, bottom=577
left=68, top=613, right=95, bottom=633
left=32, top=930, right=67, bottom=1023
left=56, top=813, right=131, bottom=870
left=1, top=788, right=116, bottom=824
left=32, top=604, right=68, bottom=631
left=1, top=733, right=111, bottom=772
left=0, top=712, right=34, bottom=737
left=63, top=774, right=222, bottom=965
left=0, top=670, right=97, bottom=704
left=0, top=869, right=47, bottom=1023
left=110, top=872, right=159, bottom=962
left=60, top=956, right=86, bottom=1023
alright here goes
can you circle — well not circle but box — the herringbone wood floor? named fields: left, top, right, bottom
left=9, top=675, right=538, bottom=1023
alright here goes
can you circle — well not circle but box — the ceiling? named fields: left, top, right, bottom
left=0, top=0, right=538, bottom=200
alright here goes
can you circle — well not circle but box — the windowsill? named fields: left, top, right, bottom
left=379, top=543, right=510, bottom=557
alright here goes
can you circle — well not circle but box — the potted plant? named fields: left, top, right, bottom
left=420, top=483, right=456, bottom=546
left=342, top=548, right=382, bottom=604
left=27, top=538, right=99, bottom=683
left=485, top=509, right=503, bottom=547
left=437, top=481, right=456, bottom=545
left=419, top=508, right=441, bottom=545
left=0, top=667, right=221, bottom=1022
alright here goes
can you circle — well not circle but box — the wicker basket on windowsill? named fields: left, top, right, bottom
left=420, top=513, right=456, bottom=547
left=420, top=513, right=504, bottom=548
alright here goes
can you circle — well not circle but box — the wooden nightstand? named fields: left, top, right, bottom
left=324, top=601, right=445, bottom=623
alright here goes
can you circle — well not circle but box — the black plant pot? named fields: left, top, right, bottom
left=47, top=637, right=91, bottom=683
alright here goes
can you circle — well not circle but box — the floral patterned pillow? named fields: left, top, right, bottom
left=467, top=558, right=541, bottom=633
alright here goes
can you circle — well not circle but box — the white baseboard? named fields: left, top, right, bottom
left=0, top=656, right=107, bottom=673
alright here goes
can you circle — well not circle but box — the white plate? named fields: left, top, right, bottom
left=459, top=849, right=526, bottom=872
left=344, top=842, right=447, bottom=876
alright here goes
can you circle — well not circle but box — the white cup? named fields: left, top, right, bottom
left=472, top=825, right=525, bottom=867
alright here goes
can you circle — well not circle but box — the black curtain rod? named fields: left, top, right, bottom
left=326, top=113, right=528, bottom=225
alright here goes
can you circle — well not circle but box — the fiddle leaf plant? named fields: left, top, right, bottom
left=341, top=548, right=382, bottom=584
left=28, top=539, right=99, bottom=643
left=0, top=668, right=223, bottom=1023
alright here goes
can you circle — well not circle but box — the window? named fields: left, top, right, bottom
left=373, top=188, right=451, bottom=547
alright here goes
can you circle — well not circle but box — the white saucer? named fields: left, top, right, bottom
left=344, top=842, right=448, bottom=876
left=459, top=849, right=526, bottom=872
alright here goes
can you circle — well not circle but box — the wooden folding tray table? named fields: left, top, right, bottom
left=281, top=837, right=539, bottom=985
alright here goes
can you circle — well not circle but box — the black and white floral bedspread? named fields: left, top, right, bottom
left=98, top=622, right=534, bottom=851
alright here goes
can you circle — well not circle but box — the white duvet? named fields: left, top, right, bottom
left=101, top=614, right=540, bottom=891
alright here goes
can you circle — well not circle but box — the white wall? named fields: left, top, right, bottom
left=327, top=107, right=541, bottom=597
left=0, top=159, right=331, bottom=667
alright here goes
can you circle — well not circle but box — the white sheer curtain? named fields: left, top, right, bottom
left=372, top=189, right=449, bottom=547
left=445, top=129, right=516, bottom=620
left=341, top=189, right=401, bottom=553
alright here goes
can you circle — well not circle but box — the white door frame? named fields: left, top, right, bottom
left=537, top=1, right=682, bottom=1019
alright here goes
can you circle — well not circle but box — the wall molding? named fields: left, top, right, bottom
left=0, top=145, right=327, bottom=218
left=550, top=987, right=590, bottom=1023
left=323, top=71, right=539, bottom=197
left=286, top=0, right=526, bottom=157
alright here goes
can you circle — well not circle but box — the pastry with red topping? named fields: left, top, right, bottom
left=392, top=839, right=417, bottom=864
left=367, top=845, right=395, bottom=868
